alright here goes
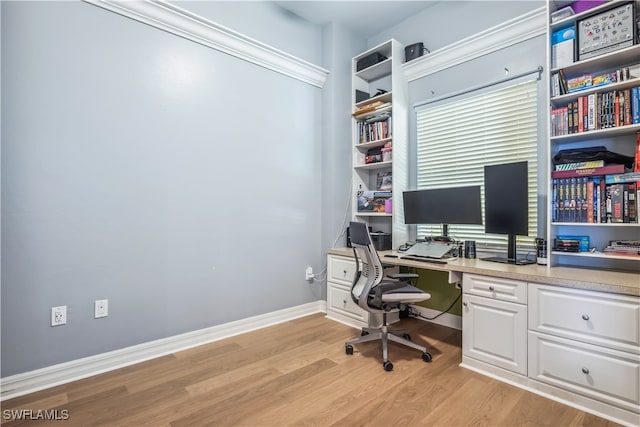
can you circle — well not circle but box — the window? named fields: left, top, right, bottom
left=415, top=79, right=538, bottom=249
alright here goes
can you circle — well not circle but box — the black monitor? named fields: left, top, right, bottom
left=482, top=161, right=534, bottom=265
left=403, top=186, right=483, bottom=240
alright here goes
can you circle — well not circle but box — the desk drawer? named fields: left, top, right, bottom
left=328, top=255, right=357, bottom=285
left=463, top=274, right=527, bottom=304
left=529, top=284, right=640, bottom=354
left=529, top=331, right=640, bottom=412
left=327, top=283, right=367, bottom=323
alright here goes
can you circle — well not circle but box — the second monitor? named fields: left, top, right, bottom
left=403, top=185, right=483, bottom=241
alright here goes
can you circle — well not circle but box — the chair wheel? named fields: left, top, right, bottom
left=345, top=344, right=354, bottom=355
left=403, top=333, right=411, bottom=341
left=361, top=330, right=369, bottom=336
left=422, top=352, right=432, bottom=363
left=383, top=361, right=393, bottom=371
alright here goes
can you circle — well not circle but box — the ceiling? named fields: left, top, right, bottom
left=274, top=1, right=439, bottom=38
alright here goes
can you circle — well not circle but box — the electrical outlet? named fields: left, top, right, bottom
left=94, top=299, right=108, bottom=318
left=51, top=306, right=67, bottom=326
left=305, top=266, right=313, bottom=281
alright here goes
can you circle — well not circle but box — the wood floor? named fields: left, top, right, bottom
left=1, top=314, right=620, bottom=426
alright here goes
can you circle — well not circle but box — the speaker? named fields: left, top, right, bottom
left=405, top=42, right=425, bottom=62
left=464, top=240, right=476, bottom=259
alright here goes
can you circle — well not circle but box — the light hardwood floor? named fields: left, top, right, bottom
left=1, top=314, right=620, bottom=426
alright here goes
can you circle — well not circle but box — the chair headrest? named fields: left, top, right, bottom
left=349, top=221, right=371, bottom=246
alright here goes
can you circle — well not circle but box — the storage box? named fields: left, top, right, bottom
left=356, top=52, right=387, bottom=72
left=577, top=2, right=635, bottom=61
left=551, top=26, right=576, bottom=68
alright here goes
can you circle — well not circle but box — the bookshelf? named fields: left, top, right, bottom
left=351, top=39, right=409, bottom=248
left=547, top=0, right=640, bottom=270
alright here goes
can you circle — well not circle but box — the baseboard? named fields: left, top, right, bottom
left=0, top=300, right=326, bottom=401
left=409, top=305, right=462, bottom=330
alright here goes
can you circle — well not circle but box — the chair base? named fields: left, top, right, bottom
left=345, top=313, right=432, bottom=370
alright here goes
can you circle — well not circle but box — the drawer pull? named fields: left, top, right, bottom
left=582, top=314, right=590, bottom=321
left=488, top=286, right=495, bottom=291
left=581, top=367, right=590, bottom=375
left=462, top=302, right=468, bottom=307
left=343, top=270, right=347, bottom=277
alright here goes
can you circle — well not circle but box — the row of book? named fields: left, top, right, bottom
left=357, top=112, right=392, bottom=144
left=552, top=175, right=638, bottom=224
left=550, top=86, right=640, bottom=136
left=550, top=67, right=634, bottom=98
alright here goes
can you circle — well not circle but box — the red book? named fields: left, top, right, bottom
left=551, top=164, right=625, bottom=178
left=577, top=96, right=584, bottom=133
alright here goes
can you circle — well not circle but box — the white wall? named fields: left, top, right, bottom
left=1, top=0, right=325, bottom=376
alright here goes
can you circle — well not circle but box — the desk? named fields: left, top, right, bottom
left=326, top=248, right=640, bottom=426
left=328, top=248, right=640, bottom=296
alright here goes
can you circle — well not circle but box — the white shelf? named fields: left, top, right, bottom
left=552, top=222, right=640, bottom=227
left=354, top=138, right=392, bottom=152
left=354, top=91, right=392, bottom=109
left=353, top=160, right=392, bottom=171
left=550, top=45, right=640, bottom=76
left=551, top=251, right=640, bottom=261
left=550, top=77, right=640, bottom=105
left=550, top=123, right=640, bottom=143
left=549, top=1, right=638, bottom=31
left=546, top=2, right=640, bottom=270
left=353, top=105, right=392, bottom=121
left=354, top=212, right=392, bottom=218
left=355, top=58, right=392, bottom=82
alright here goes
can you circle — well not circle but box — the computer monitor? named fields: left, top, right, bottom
left=483, top=161, right=534, bottom=265
left=403, top=186, right=483, bottom=240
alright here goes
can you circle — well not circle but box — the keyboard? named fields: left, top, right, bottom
left=404, top=241, right=453, bottom=259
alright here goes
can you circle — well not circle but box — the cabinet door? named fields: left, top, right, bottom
left=462, top=294, right=527, bottom=375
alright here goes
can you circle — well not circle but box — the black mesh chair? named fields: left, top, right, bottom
left=345, top=221, right=433, bottom=371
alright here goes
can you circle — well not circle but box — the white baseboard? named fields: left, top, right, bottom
left=0, top=300, right=326, bottom=401
left=410, top=305, right=462, bottom=330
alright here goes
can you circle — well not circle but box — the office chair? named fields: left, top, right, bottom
left=345, top=221, right=433, bottom=371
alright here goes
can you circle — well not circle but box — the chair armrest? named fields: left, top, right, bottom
left=387, top=273, right=419, bottom=280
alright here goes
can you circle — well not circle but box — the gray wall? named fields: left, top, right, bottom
left=369, top=1, right=544, bottom=50
left=321, top=24, right=366, bottom=253
left=370, top=1, right=547, bottom=236
left=1, top=1, right=325, bottom=376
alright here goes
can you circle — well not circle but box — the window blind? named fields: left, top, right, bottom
left=415, top=79, right=538, bottom=249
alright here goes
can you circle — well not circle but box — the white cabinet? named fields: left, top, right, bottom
left=528, top=283, right=640, bottom=417
left=462, top=274, right=528, bottom=375
left=326, top=254, right=368, bottom=328
left=546, top=1, right=640, bottom=271
left=351, top=39, right=409, bottom=248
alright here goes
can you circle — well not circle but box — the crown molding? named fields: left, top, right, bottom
left=403, top=7, right=546, bottom=82
left=83, top=0, right=329, bottom=88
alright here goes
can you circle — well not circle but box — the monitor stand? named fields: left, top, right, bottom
left=482, top=234, right=535, bottom=265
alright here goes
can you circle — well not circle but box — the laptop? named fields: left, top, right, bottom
left=404, top=241, right=453, bottom=259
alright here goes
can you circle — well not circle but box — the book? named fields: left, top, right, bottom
left=587, top=93, right=596, bottom=131
left=604, top=172, right=640, bottom=184
left=632, top=86, right=640, bottom=124
left=610, top=184, right=624, bottom=223
left=555, top=160, right=604, bottom=171
left=551, top=164, right=625, bottom=178
left=635, top=132, right=640, bottom=173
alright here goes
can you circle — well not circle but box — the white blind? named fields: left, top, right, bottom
left=415, top=79, right=538, bottom=249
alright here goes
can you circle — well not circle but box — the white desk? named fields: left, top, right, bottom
left=326, top=248, right=640, bottom=426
